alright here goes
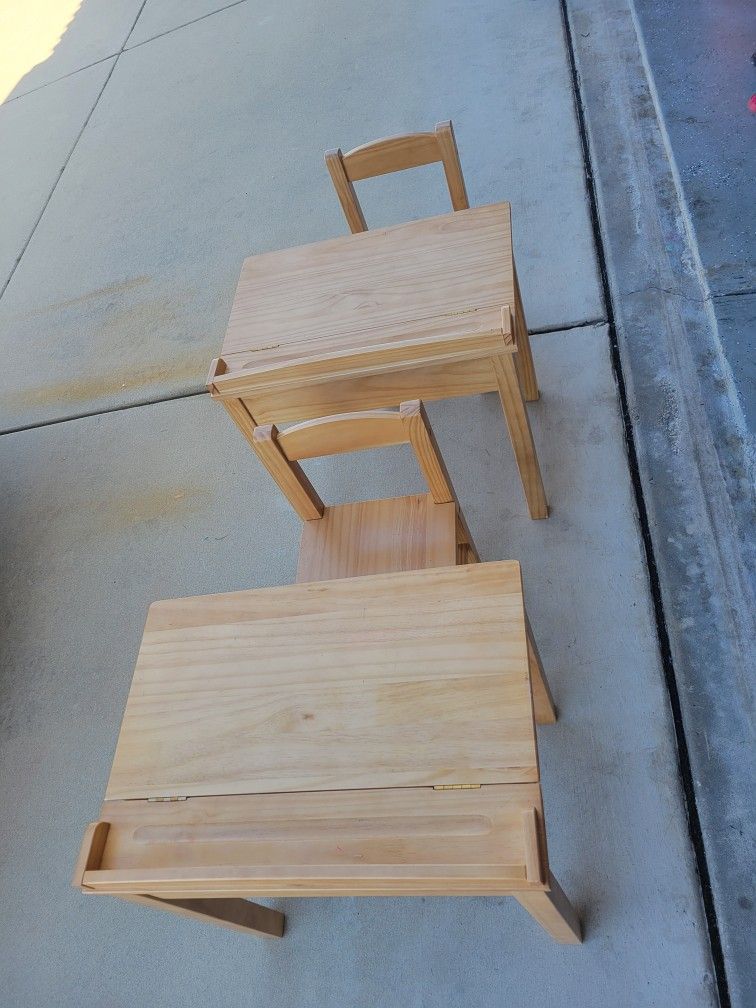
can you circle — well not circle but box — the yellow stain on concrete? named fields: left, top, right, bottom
left=18, top=275, right=152, bottom=318
left=94, top=487, right=211, bottom=533
left=8, top=349, right=212, bottom=407
left=0, top=1, right=82, bottom=102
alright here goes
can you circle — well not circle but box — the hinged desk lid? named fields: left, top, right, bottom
left=105, top=562, right=537, bottom=801
left=220, top=203, right=514, bottom=364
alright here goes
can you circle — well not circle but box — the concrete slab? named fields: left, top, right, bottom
left=565, top=1, right=755, bottom=1003
left=1, top=0, right=143, bottom=102
left=633, top=0, right=756, bottom=439
left=126, top=0, right=244, bottom=47
left=0, top=0, right=604, bottom=433
left=714, top=292, right=756, bottom=430
left=0, top=327, right=715, bottom=1006
left=0, top=59, right=114, bottom=292
left=633, top=0, right=756, bottom=299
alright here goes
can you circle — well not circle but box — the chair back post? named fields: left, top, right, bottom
left=434, top=120, right=469, bottom=211
left=253, top=403, right=455, bottom=513
left=326, top=120, right=468, bottom=232
left=399, top=400, right=455, bottom=504
left=254, top=402, right=479, bottom=563
left=399, top=399, right=480, bottom=564
left=324, top=149, right=367, bottom=234
left=252, top=425, right=324, bottom=521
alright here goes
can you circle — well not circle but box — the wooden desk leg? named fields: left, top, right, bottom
left=514, top=872, right=582, bottom=944
left=525, top=611, right=557, bottom=724
left=492, top=354, right=548, bottom=519
left=115, top=894, right=285, bottom=939
left=513, top=262, right=539, bottom=402
left=219, top=396, right=258, bottom=444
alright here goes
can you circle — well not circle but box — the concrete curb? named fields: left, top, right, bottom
left=562, top=0, right=756, bottom=1004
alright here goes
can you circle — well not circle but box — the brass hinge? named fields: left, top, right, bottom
left=433, top=783, right=481, bottom=791
left=147, top=796, right=188, bottom=802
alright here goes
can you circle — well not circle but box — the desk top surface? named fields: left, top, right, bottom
left=105, top=562, right=536, bottom=803
left=217, top=203, right=514, bottom=378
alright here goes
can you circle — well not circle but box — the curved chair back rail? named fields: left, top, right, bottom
left=325, top=120, right=468, bottom=233
left=252, top=399, right=456, bottom=520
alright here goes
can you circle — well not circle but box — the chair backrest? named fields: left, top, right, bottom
left=252, top=400, right=457, bottom=521
left=325, top=120, right=468, bottom=234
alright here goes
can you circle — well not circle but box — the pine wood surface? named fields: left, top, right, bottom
left=217, top=204, right=515, bottom=374
left=296, top=495, right=458, bottom=582
left=105, top=562, right=536, bottom=803
left=88, top=784, right=547, bottom=896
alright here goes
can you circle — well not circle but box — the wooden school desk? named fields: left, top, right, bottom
left=208, top=203, right=548, bottom=519
left=74, top=562, right=580, bottom=944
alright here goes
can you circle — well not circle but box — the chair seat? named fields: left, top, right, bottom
left=296, top=493, right=456, bottom=582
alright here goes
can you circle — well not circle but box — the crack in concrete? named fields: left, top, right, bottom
left=0, top=1, right=150, bottom=302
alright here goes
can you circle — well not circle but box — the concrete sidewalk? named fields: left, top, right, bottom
left=0, top=1, right=728, bottom=1006
left=0, top=0, right=602, bottom=431
left=565, top=1, right=754, bottom=1003
left=0, top=331, right=717, bottom=1007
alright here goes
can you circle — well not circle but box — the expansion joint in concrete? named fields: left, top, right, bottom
left=0, top=1, right=149, bottom=302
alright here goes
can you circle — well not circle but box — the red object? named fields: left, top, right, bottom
left=749, top=94, right=756, bottom=113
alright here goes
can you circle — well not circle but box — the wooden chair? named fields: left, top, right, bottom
left=251, top=399, right=556, bottom=723
left=325, top=121, right=539, bottom=403
left=325, top=120, right=468, bottom=234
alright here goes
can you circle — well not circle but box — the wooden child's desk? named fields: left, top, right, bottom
left=74, top=562, right=580, bottom=943
left=208, top=203, right=548, bottom=519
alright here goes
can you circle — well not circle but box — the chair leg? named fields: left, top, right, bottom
left=525, top=611, right=557, bottom=724
left=513, top=262, right=539, bottom=402
left=492, top=354, right=548, bottom=519
left=513, top=872, right=582, bottom=943
left=115, top=894, right=285, bottom=938
left=455, top=506, right=480, bottom=563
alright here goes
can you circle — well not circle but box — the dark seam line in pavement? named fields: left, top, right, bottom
left=712, top=288, right=756, bottom=299
left=0, top=0, right=249, bottom=104
left=0, top=53, right=119, bottom=106
left=0, top=1, right=149, bottom=302
left=123, top=0, right=251, bottom=51
left=531, top=316, right=606, bottom=335
left=558, top=1, right=731, bottom=1005
left=0, top=316, right=608, bottom=439
left=624, top=283, right=756, bottom=304
left=0, top=317, right=608, bottom=438
left=0, top=389, right=208, bottom=436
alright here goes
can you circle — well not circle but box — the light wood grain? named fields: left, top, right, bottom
left=400, top=399, right=454, bottom=503
left=297, top=496, right=457, bottom=582
left=254, top=399, right=471, bottom=564
left=73, top=821, right=110, bottom=889
left=105, top=563, right=534, bottom=802
left=434, top=120, right=469, bottom=211
left=455, top=507, right=481, bottom=564
left=213, top=306, right=511, bottom=399
left=212, top=202, right=545, bottom=517
left=343, top=130, right=441, bottom=180
left=492, top=351, right=548, bottom=519
left=523, top=807, right=546, bottom=885
left=512, top=262, right=539, bottom=401
left=89, top=784, right=546, bottom=895
left=237, top=357, right=497, bottom=425
left=217, top=395, right=259, bottom=451
left=514, top=871, right=583, bottom=944
left=328, top=121, right=468, bottom=233
left=525, top=611, right=557, bottom=724
left=324, top=149, right=367, bottom=233
left=219, top=204, right=515, bottom=362
left=116, top=893, right=284, bottom=938
left=251, top=425, right=324, bottom=520
left=278, top=410, right=405, bottom=460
